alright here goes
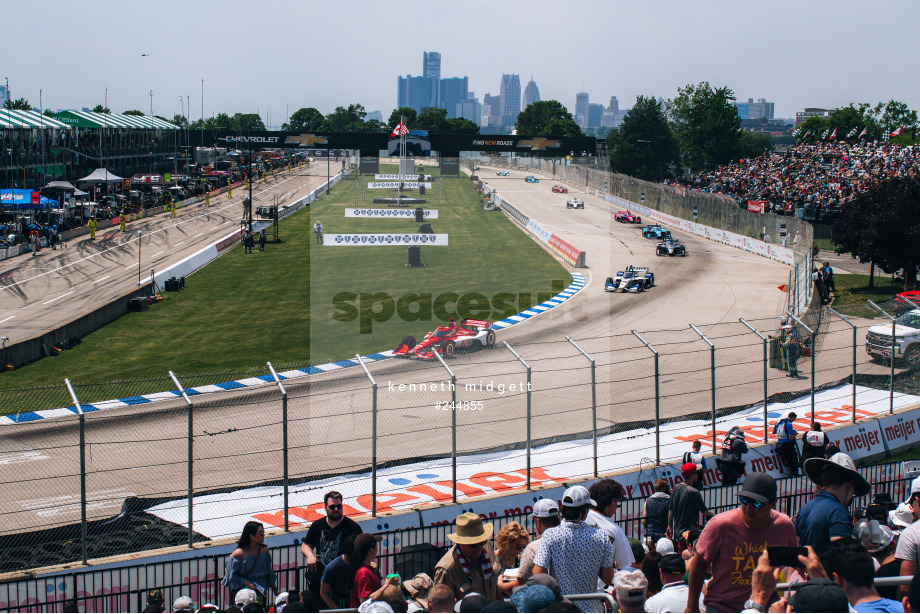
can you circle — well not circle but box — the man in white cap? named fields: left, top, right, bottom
left=895, top=477, right=920, bottom=599
left=532, top=485, right=614, bottom=612
left=517, top=498, right=560, bottom=584
left=433, top=512, right=497, bottom=601
left=796, top=452, right=871, bottom=555
left=171, top=596, right=194, bottom=612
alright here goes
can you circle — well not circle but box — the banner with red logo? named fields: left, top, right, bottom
left=548, top=234, right=586, bottom=268
left=747, top=200, right=766, bottom=213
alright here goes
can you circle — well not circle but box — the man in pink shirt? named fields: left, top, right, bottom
left=685, top=472, right=798, bottom=613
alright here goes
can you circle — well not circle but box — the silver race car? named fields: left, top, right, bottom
left=656, top=238, right=687, bottom=256
left=605, top=266, right=655, bottom=292
left=566, top=198, right=585, bottom=209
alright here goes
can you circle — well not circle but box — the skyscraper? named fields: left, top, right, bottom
left=482, top=93, right=502, bottom=128
left=0, top=84, right=8, bottom=106
left=499, top=74, right=521, bottom=129
left=575, top=92, right=589, bottom=128
left=587, top=103, right=604, bottom=130
left=439, top=77, right=469, bottom=119
left=523, top=76, right=540, bottom=109
left=423, top=51, right=441, bottom=79
left=398, top=75, right=439, bottom=113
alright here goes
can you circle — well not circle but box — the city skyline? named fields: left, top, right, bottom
left=4, top=0, right=918, bottom=127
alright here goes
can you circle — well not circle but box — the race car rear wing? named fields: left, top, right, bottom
left=461, top=318, right=493, bottom=329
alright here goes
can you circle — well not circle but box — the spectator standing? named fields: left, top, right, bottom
left=319, top=533, right=357, bottom=609
left=774, top=411, right=800, bottom=475
left=682, top=440, right=707, bottom=468
left=686, top=472, right=797, bottom=613
left=797, top=453, right=871, bottom=555
left=492, top=521, right=528, bottom=597
left=895, top=479, right=920, bottom=599
left=820, top=538, right=904, bottom=613
left=518, top=498, right=560, bottom=583
left=641, top=479, right=671, bottom=539
left=802, top=422, right=830, bottom=462
left=668, top=463, right=713, bottom=539
left=532, top=485, right=615, bottom=613
left=433, top=512, right=498, bottom=601
left=823, top=262, right=836, bottom=293
left=585, top=478, right=633, bottom=571
left=782, top=327, right=801, bottom=378
left=313, top=220, right=323, bottom=244
left=347, top=533, right=398, bottom=608
left=719, top=426, right=749, bottom=487
left=612, top=569, right=648, bottom=613
left=258, top=229, right=266, bottom=251
left=221, top=521, right=277, bottom=607
left=300, top=491, right=363, bottom=598
left=644, top=553, right=689, bottom=613
left=142, top=589, right=166, bottom=613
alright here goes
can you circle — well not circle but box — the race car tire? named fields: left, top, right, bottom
left=397, top=335, right=416, bottom=353
left=485, top=331, right=496, bottom=349
left=441, top=340, right=456, bottom=359
left=647, top=274, right=655, bottom=287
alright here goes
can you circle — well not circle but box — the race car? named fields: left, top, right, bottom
left=393, top=318, right=496, bottom=359
left=615, top=210, right=641, bottom=224
left=656, top=238, right=687, bottom=256
left=497, top=170, right=509, bottom=176
left=525, top=175, right=539, bottom=183
left=473, top=166, right=481, bottom=170
left=642, top=224, right=672, bottom=240
left=605, top=266, right=655, bottom=293
left=552, top=185, right=568, bottom=193
left=566, top=198, right=585, bottom=209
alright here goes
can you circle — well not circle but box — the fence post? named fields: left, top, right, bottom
left=432, top=350, right=458, bottom=502
left=689, top=324, right=717, bottom=453
left=631, top=331, right=660, bottom=465
left=785, top=312, right=816, bottom=423
left=826, top=308, right=858, bottom=423
left=868, top=301, right=896, bottom=414
left=739, top=319, right=769, bottom=443
left=355, top=355, right=378, bottom=517
left=169, top=371, right=194, bottom=547
left=504, top=342, right=532, bottom=490
left=566, top=336, right=597, bottom=477
left=64, top=378, right=88, bottom=565
left=267, top=362, right=289, bottom=531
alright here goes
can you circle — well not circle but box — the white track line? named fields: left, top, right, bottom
left=43, top=290, right=75, bottom=305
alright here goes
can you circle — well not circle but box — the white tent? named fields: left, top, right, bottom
left=76, top=168, right=123, bottom=183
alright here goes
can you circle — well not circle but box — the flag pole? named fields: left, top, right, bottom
left=398, top=115, right=406, bottom=205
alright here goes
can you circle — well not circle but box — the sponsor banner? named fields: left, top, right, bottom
left=215, top=230, right=241, bottom=253
left=748, top=200, right=766, bottom=213
left=345, top=208, right=438, bottom=219
left=324, top=233, right=448, bottom=246
left=373, top=174, right=432, bottom=181
left=526, top=219, right=552, bottom=245
left=548, top=234, right=582, bottom=267
left=142, top=385, right=920, bottom=539
left=368, top=182, right=432, bottom=189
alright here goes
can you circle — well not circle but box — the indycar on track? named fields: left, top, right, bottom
left=642, top=224, right=671, bottom=240
left=497, top=170, right=509, bottom=176
left=615, top=210, right=642, bottom=224
left=552, top=185, right=568, bottom=193
left=525, top=175, right=539, bottom=183
left=566, top=198, right=585, bottom=209
left=656, top=238, right=687, bottom=256
left=605, top=266, right=655, bottom=292
left=394, top=318, right=496, bottom=359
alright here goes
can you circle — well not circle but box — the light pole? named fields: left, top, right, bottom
left=326, top=150, right=331, bottom=195
left=137, top=230, right=143, bottom=286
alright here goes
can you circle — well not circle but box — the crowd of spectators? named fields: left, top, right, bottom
left=667, top=140, right=920, bottom=216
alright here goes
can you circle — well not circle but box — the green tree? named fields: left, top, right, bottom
left=43, top=109, right=55, bottom=117
left=123, top=109, right=145, bottom=116
left=324, top=103, right=367, bottom=132
left=796, top=116, right=830, bottom=143
left=606, top=95, right=680, bottom=181
left=738, top=131, right=773, bottom=159
left=417, top=107, right=451, bottom=132
left=832, top=177, right=920, bottom=289
left=171, top=114, right=189, bottom=128
left=446, top=117, right=480, bottom=134
left=284, top=107, right=325, bottom=132
left=668, top=82, right=742, bottom=171
left=828, top=105, right=862, bottom=141
left=388, top=107, right=418, bottom=130
left=233, top=113, right=266, bottom=131
left=515, top=100, right=583, bottom=136
left=92, top=104, right=111, bottom=114
left=4, top=98, right=31, bottom=110
left=203, top=113, right=239, bottom=130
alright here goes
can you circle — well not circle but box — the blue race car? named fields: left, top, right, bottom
left=525, top=175, right=539, bottom=183
left=496, top=170, right=509, bottom=176
left=642, top=224, right=671, bottom=240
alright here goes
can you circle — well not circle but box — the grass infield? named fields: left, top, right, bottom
left=0, top=165, right=571, bottom=412
left=827, top=273, right=909, bottom=316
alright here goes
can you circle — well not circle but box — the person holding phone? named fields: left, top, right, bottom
left=685, top=473, right=797, bottom=613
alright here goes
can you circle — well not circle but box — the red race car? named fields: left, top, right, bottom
left=615, top=210, right=642, bottom=224
left=394, top=319, right=496, bottom=359
left=552, top=185, right=568, bottom=193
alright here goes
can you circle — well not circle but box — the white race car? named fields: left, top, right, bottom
left=605, top=266, right=655, bottom=292
left=566, top=198, right=584, bottom=209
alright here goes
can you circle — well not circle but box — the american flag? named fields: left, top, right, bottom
left=858, top=127, right=867, bottom=139
left=390, top=122, right=409, bottom=137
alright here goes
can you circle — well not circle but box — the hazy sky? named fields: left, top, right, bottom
left=5, top=0, right=918, bottom=126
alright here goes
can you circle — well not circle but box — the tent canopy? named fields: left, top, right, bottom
left=53, top=110, right=177, bottom=130
left=0, top=109, right=68, bottom=130
left=76, top=169, right=123, bottom=183
left=43, top=181, right=77, bottom=191
left=1, top=189, right=59, bottom=210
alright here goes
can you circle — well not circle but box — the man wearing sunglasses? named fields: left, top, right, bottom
left=685, top=473, right=797, bottom=613
left=300, top=491, right=363, bottom=598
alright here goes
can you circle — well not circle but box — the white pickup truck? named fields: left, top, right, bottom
left=866, top=309, right=920, bottom=367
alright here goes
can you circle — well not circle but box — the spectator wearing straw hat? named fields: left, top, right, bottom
left=796, top=452, right=871, bottom=555
left=433, top=512, right=498, bottom=601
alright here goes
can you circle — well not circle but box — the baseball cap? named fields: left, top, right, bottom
left=354, top=532, right=384, bottom=552
left=659, top=553, right=686, bottom=575
left=681, top=462, right=701, bottom=477
left=613, top=569, right=648, bottom=604
left=275, top=592, right=289, bottom=607
left=738, top=472, right=777, bottom=503
left=234, top=589, right=257, bottom=607
left=509, top=585, right=555, bottom=613
left=655, top=537, right=675, bottom=555
left=172, top=595, right=194, bottom=612
left=532, top=498, right=559, bottom=518
left=788, top=578, right=849, bottom=613
left=561, top=485, right=596, bottom=507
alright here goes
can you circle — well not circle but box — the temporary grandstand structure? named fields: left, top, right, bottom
left=52, top=110, right=177, bottom=130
